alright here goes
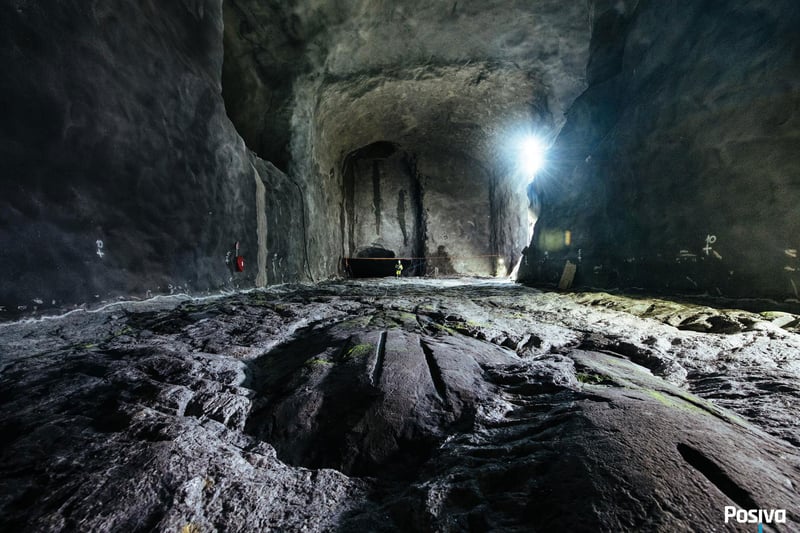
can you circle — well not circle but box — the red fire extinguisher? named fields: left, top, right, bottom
left=235, top=241, right=245, bottom=272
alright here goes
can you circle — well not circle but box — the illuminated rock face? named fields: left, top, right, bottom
left=518, top=1, right=800, bottom=305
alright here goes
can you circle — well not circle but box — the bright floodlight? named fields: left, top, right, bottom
left=520, top=136, right=546, bottom=175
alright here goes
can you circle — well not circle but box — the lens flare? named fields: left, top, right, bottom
left=520, top=136, right=546, bottom=175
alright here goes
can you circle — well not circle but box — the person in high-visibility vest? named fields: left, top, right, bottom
left=395, top=260, right=403, bottom=278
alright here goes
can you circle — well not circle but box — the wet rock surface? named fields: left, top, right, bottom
left=1, top=279, right=799, bottom=531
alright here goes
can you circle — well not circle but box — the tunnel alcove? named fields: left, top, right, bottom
left=341, top=141, right=426, bottom=278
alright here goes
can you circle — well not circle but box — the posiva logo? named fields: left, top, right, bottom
left=724, top=506, right=786, bottom=531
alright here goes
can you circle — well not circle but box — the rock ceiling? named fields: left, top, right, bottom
left=222, top=0, right=601, bottom=170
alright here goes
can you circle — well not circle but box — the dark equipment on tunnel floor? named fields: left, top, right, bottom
left=344, top=256, right=423, bottom=278
left=348, top=246, right=398, bottom=277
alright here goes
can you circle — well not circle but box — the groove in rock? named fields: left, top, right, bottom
left=371, top=331, right=387, bottom=386
left=677, top=443, right=759, bottom=511
left=420, top=338, right=448, bottom=404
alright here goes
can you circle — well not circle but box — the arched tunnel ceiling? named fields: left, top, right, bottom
left=222, top=0, right=599, bottom=170
left=312, top=63, right=547, bottom=176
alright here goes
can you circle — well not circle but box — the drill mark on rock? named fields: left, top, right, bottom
left=372, top=160, right=382, bottom=235
left=677, top=443, right=759, bottom=511
left=397, top=190, right=408, bottom=247
left=419, top=339, right=448, bottom=404
left=518, top=333, right=543, bottom=353
left=371, top=331, right=387, bottom=386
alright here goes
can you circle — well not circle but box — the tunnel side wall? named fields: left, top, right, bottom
left=0, top=0, right=304, bottom=317
left=519, top=0, right=800, bottom=306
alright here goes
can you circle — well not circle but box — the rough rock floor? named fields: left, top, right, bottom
left=1, top=278, right=798, bottom=532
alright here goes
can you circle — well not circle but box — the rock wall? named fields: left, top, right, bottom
left=491, top=163, right=531, bottom=277
left=342, top=145, right=502, bottom=278
left=220, top=0, right=592, bottom=160
left=0, top=0, right=305, bottom=317
left=305, top=65, right=552, bottom=278
left=249, top=157, right=309, bottom=285
left=221, top=1, right=305, bottom=171
left=417, top=151, right=495, bottom=276
left=519, top=0, right=800, bottom=306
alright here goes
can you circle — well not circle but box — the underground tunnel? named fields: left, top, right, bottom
left=1, top=0, right=799, bottom=531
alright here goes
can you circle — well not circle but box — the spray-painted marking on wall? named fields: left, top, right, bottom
left=702, top=234, right=717, bottom=256
left=96, top=240, right=105, bottom=258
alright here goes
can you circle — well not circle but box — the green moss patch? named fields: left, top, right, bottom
left=346, top=343, right=373, bottom=359
left=576, top=372, right=614, bottom=385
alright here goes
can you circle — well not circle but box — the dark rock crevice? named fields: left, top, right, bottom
left=676, top=443, right=759, bottom=511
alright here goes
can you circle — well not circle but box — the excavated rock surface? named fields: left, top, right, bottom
left=1, top=279, right=798, bottom=531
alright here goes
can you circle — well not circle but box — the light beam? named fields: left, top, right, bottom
left=519, top=135, right=546, bottom=175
